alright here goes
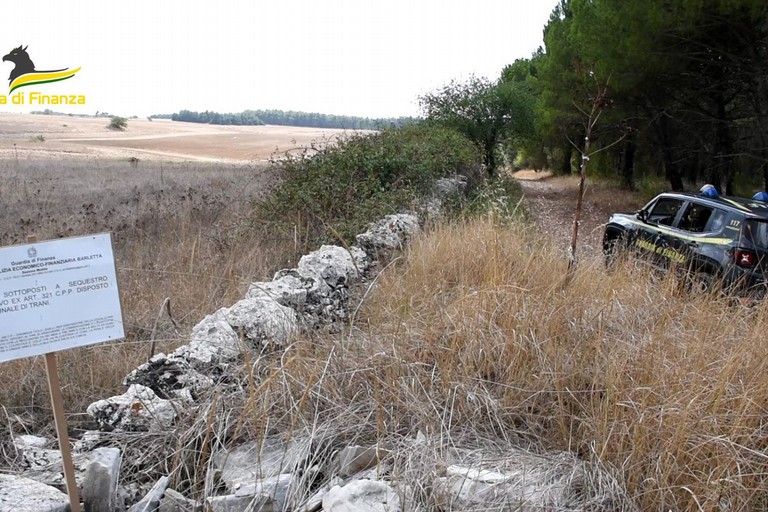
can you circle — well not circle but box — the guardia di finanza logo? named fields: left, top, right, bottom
left=1, top=45, right=84, bottom=105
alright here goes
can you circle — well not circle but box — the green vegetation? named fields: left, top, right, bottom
left=532, top=0, right=768, bottom=193
left=253, top=109, right=418, bottom=130
left=411, top=1, right=767, bottom=194
left=419, top=75, right=535, bottom=176
left=257, top=124, right=480, bottom=246
left=108, top=116, right=128, bottom=130
left=157, top=109, right=418, bottom=130
left=169, top=109, right=264, bottom=126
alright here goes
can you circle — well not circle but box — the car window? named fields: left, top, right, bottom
left=647, top=198, right=684, bottom=226
left=678, top=202, right=715, bottom=232
left=709, top=209, right=726, bottom=232
left=745, top=220, right=768, bottom=249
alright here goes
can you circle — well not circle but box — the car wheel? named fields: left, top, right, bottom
left=603, top=235, right=624, bottom=269
left=686, top=270, right=714, bottom=294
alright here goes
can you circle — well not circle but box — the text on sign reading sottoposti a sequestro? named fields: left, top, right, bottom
left=0, top=275, right=110, bottom=314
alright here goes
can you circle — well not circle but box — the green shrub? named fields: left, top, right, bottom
left=443, top=175, right=524, bottom=223
left=109, top=116, right=127, bottom=130
left=257, top=124, right=480, bottom=246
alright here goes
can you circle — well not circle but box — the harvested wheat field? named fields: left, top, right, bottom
left=0, top=113, right=357, bottom=162
left=0, top=115, right=338, bottom=438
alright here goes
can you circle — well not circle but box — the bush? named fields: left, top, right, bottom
left=109, top=116, right=127, bottom=130
left=257, top=124, right=480, bottom=246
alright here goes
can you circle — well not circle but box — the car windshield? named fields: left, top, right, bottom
left=745, top=220, right=768, bottom=249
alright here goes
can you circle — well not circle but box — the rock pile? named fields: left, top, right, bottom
left=2, top=205, right=631, bottom=511
left=4, top=428, right=628, bottom=512
left=86, top=222, right=404, bottom=434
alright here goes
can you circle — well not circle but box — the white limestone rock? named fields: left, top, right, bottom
left=73, top=430, right=104, bottom=453
left=268, top=268, right=343, bottom=329
left=13, top=434, right=50, bottom=450
left=299, top=476, right=343, bottom=512
left=323, top=479, right=401, bottom=512
left=234, top=473, right=296, bottom=511
left=355, top=214, right=419, bottom=257
left=159, top=488, right=203, bottom=512
left=0, top=474, right=69, bottom=512
left=87, top=384, right=177, bottom=431
left=433, top=175, right=467, bottom=198
left=297, top=245, right=367, bottom=290
left=336, top=445, right=390, bottom=478
left=213, top=436, right=311, bottom=491
left=224, top=296, right=298, bottom=348
left=171, top=308, right=243, bottom=369
left=19, top=447, right=62, bottom=471
left=129, top=476, right=169, bottom=512
left=206, top=493, right=274, bottom=512
left=246, top=274, right=309, bottom=309
left=433, top=453, right=595, bottom=511
left=81, top=447, right=121, bottom=512
left=15, top=443, right=116, bottom=490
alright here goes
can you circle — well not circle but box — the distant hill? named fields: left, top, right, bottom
left=151, top=109, right=419, bottom=130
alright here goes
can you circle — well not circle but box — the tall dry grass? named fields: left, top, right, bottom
left=0, top=158, right=299, bottom=436
left=358, top=218, right=768, bottom=510
left=4, top=156, right=768, bottom=509
left=190, top=217, right=768, bottom=509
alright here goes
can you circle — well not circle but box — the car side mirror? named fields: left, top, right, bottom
left=636, top=209, right=648, bottom=222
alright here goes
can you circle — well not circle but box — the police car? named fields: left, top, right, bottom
left=603, top=185, right=768, bottom=296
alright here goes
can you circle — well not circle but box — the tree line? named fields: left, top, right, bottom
left=151, top=110, right=418, bottom=130
left=419, top=0, right=768, bottom=194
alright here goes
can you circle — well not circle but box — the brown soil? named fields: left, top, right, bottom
left=0, top=113, right=362, bottom=162
left=512, top=171, right=645, bottom=258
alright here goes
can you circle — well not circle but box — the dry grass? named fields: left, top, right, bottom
left=357, top=218, right=768, bottom=510
left=166, top=217, right=768, bottom=509
left=4, top=155, right=768, bottom=509
left=0, top=113, right=359, bottom=162
left=0, top=157, right=300, bottom=435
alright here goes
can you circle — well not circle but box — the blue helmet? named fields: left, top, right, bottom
left=753, top=191, right=768, bottom=202
left=699, top=184, right=719, bottom=198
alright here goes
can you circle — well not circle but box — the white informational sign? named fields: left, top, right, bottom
left=0, top=233, right=124, bottom=363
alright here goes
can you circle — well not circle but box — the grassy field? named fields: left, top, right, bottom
left=2, top=114, right=767, bottom=509
left=0, top=117, right=328, bottom=438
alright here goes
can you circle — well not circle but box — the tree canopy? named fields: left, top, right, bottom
left=419, top=75, right=535, bottom=176
left=535, top=0, right=768, bottom=193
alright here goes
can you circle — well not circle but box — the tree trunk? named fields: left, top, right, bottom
left=662, top=147, right=684, bottom=191
left=653, top=115, right=684, bottom=191
left=484, top=140, right=497, bottom=177
left=569, top=138, right=590, bottom=273
left=714, top=95, right=735, bottom=195
left=561, top=144, right=573, bottom=175
left=621, top=139, right=636, bottom=190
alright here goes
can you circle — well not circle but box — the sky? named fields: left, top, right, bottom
left=0, top=0, right=558, bottom=119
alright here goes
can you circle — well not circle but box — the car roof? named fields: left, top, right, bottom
left=657, top=191, right=768, bottom=220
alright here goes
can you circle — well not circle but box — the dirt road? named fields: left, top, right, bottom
left=513, top=171, right=644, bottom=259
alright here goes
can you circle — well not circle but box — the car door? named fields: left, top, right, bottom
left=634, top=196, right=686, bottom=268
left=669, top=201, right=718, bottom=268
